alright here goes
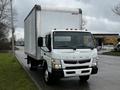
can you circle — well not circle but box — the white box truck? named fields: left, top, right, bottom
left=24, top=5, right=98, bottom=84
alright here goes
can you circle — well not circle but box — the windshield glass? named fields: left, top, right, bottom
left=53, top=31, right=95, bottom=49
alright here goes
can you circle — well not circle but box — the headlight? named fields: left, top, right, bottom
left=92, top=57, right=99, bottom=66
left=51, top=59, right=62, bottom=69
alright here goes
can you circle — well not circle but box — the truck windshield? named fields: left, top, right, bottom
left=53, top=31, right=95, bottom=49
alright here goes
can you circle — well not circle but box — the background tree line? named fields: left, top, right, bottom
left=0, top=0, right=16, bottom=50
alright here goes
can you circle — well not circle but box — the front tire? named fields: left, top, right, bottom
left=79, top=75, right=90, bottom=81
left=44, top=69, right=53, bottom=84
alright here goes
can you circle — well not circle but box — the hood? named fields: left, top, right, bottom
left=52, top=49, right=97, bottom=60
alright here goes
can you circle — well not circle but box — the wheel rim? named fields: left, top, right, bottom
left=44, top=69, right=49, bottom=82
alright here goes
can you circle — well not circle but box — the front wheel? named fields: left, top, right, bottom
left=79, top=75, right=90, bottom=81
left=44, top=69, right=53, bottom=84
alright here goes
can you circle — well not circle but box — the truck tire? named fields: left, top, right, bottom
left=79, top=75, right=90, bottom=81
left=27, top=56, right=38, bottom=71
left=43, top=69, right=53, bottom=84
left=30, top=61, right=37, bottom=71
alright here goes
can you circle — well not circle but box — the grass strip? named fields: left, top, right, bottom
left=0, top=53, right=38, bottom=90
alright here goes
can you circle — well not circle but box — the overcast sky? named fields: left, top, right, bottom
left=13, top=0, right=120, bottom=40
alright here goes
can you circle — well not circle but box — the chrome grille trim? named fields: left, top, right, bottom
left=64, top=59, right=90, bottom=64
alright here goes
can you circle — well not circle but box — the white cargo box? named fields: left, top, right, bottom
left=24, top=5, right=82, bottom=59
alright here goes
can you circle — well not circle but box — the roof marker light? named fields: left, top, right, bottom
left=66, top=28, right=68, bottom=30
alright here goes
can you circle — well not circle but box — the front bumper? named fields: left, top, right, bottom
left=51, top=65, right=98, bottom=78
left=51, top=68, right=92, bottom=78
left=63, top=68, right=92, bottom=77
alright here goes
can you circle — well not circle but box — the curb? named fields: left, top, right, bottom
left=15, top=53, right=42, bottom=90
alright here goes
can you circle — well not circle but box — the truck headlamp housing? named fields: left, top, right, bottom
left=51, top=59, right=62, bottom=69
left=92, top=57, right=99, bottom=66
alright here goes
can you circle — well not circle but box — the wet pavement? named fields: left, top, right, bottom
left=15, top=46, right=120, bottom=90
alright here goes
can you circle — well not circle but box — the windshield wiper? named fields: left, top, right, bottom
left=76, top=45, right=95, bottom=50
left=56, top=45, right=77, bottom=50
left=56, top=45, right=95, bottom=50
left=86, top=46, right=94, bottom=50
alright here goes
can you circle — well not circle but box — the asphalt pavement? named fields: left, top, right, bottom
left=15, top=46, right=120, bottom=90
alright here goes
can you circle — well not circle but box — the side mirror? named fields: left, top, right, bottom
left=45, top=34, right=51, bottom=52
left=38, top=37, right=43, bottom=47
left=48, top=35, right=51, bottom=52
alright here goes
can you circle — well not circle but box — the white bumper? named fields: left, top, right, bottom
left=63, top=68, right=92, bottom=77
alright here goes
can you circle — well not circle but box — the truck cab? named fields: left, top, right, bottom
left=38, top=29, right=98, bottom=83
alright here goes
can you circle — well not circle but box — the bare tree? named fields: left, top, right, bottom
left=0, top=0, right=10, bottom=42
left=0, top=0, right=11, bottom=25
left=0, top=0, right=17, bottom=50
left=0, top=23, right=8, bottom=40
left=0, top=22, right=10, bottom=50
left=112, top=3, right=120, bottom=16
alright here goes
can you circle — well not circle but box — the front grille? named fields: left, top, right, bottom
left=65, top=66, right=89, bottom=70
left=64, top=61, right=77, bottom=64
left=79, top=59, right=90, bottom=64
left=64, top=59, right=90, bottom=64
